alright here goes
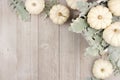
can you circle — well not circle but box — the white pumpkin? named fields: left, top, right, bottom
left=66, top=0, right=87, bottom=10
left=108, top=0, right=120, bottom=16
left=49, top=4, right=70, bottom=25
left=25, top=0, right=45, bottom=15
left=87, top=5, right=112, bottom=30
left=103, top=22, right=120, bottom=47
left=93, top=59, right=113, bottom=79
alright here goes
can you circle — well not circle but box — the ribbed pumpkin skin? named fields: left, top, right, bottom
left=25, top=0, right=45, bottom=15
left=108, top=0, right=120, bottom=16
left=87, top=5, right=112, bottom=30
left=49, top=4, right=70, bottom=25
left=103, top=22, right=120, bottom=47
left=93, top=59, right=113, bottom=79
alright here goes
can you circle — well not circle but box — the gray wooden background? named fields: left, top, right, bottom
left=0, top=0, right=120, bottom=80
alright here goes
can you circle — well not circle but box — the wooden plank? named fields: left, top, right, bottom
left=60, top=24, right=81, bottom=80
left=38, top=13, right=59, bottom=80
left=0, top=0, right=2, bottom=29
left=0, top=0, right=17, bottom=80
left=1, top=0, right=120, bottom=80
left=79, top=36, right=95, bottom=80
left=59, top=1, right=81, bottom=80
left=30, top=16, right=39, bottom=80
left=17, top=20, right=30, bottom=80
left=17, top=15, right=39, bottom=80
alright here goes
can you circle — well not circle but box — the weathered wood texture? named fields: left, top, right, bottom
left=0, top=0, right=120, bottom=80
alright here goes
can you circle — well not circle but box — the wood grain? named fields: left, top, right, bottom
left=0, top=0, right=17, bottom=80
left=0, top=0, right=120, bottom=80
left=59, top=1, right=81, bottom=80
left=17, top=15, right=39, bottom=80
left=38, top=13, right=59, bottom=80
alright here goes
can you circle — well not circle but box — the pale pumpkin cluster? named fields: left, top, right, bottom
left=19, top=0, right=120, bottom=80
left=25, top=0, right=69, bottom=24
left=25, top=0, right=88, bottom=24
left=87, top=0, right=120, bottom=47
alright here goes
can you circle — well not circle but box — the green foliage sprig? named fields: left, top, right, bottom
left=69, top=17, right=108, bottom=56
left=9, top=0, right=30, bottom=21
left=108, top=46, right=120, bottom=75
left=69, top=0, right=110, bottom=56
left=69, top=0, right=120, bottom=76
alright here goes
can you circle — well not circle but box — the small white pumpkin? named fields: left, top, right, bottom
left=25, top=0, right=45, bottom=15
left=66, top=0, right=87, bottom=10
left=49, top=4, right=70, bottom=25
left=93, top=59, right=113, bottom=79
left=108, top=0, right=120, bottom=16
left=103, top=22, right=120, bottom=47
left=87, top=5, right=112, bottom=30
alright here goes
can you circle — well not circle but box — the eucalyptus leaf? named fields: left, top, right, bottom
left=77, top=0, right=90, bottom=16
left=108, top=46, right=120, bottom=65
left=97, top=45, right=104, bottom=52
left=69, top=18, right=88, bottom=33
left=84, top=27, right=97, bottom=36
left=9, top=0, right=30, bottom=21
left=93, top=35, right=102, bottom=44
left=85, top=47, right=99, bottom=56
left=101, top=40, right=109, bottom=47
left=108, top=46, right=120, bottom=74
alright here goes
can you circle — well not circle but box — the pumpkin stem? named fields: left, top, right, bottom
left=98, top=15, right=103, bottom=20
left=58, top=12, right=66, bottom=17
left=101, top=68, right=105, bottom=73
left=32, top=3, right=36, bottom=7
left=58, top=12, right=63, bottom=16
left=114, top=29, right=120, bottom=33
left=114, top=29, right=118, bottom=32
